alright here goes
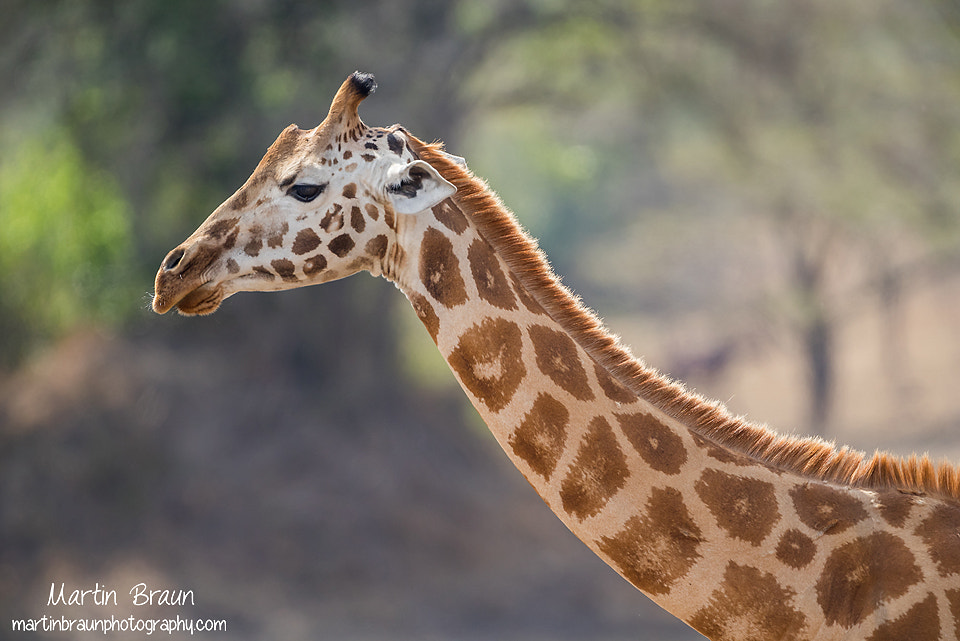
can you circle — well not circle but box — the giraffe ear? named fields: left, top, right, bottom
left=386, top=160, right=456, bottom=214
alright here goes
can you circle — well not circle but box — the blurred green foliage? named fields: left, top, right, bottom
left=0, top=129, right=134, bottom=363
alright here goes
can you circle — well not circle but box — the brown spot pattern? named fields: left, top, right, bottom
left=206, top=217, right=240, bottom=239
left=594, top=363, right=635, bottom=404
left=528, top=325, right=594, bottom=401
left=226, top=258, right=239, bottom=274
left=790, top=483, right=868, bottom=535
left=816, top=531, right=921, bottom=628
left=875, top=491, right=916, bottom=528
left=468, top=238, right=517, bottom=310
left=328, top=234, right=355, bottom=258
left=230, top=189, right=248, bottom=210
left=597, top=486, right=702, bottom=595
left=267, top=222, right=288, bottom=248
left=419, top=227, right=468, bottom=308
left=364, top=203, right=380, bottom=221
left=914, top=503, right=960, bottom=577
left=408, top=292, right=440, bottom=343
left=292, top=228, right=322, bottom=255
left=560, top=416, right=629, bottom=520
left=350, top=206, right=365, bottom=233
left=775, top=529, right=816, bottom=569
left=223, top=226, right=239, bottom=250
left=866, top=593, right=940, bottom=641
left=321, top=205, right=344, bottom=232
left=365, top=235, right=388, bottom=261
left=271, top=258, right=298, bottom=282
left=303, top=254, right=327, bottom=277
left=695, top=469, right=780, bottom=545
left=615, top=412, right=687, bottom=475
left=509, top=393, right=569, bottom=480
left=447, top=317, right=525, bottom=412
left=432, top=201, right=469, bottom=234
left=690, top=563, right=807, bottom=641
left=342, top=183, right=357, bottom=198
left=244, top=238, right=262, bottom=257
left=387, top=132, right=403, bottom=155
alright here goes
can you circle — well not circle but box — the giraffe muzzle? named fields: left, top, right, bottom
left=152, top=242, right=225, bottom=315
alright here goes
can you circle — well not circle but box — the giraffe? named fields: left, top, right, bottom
left=152, top=72, right=960, bottom=640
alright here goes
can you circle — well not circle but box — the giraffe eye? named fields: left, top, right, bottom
left=288, top=183, right=326, bottom=203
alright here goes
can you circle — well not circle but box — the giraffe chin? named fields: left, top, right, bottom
left=174, top=283, right=225, bottom=316
left=153, top=283, right=225, bottom=316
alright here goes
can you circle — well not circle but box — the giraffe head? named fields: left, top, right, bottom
left=152, top=72, right=455, bottom=315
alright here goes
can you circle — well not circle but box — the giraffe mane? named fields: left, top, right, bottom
left=408, top=135, right=960, bottom=503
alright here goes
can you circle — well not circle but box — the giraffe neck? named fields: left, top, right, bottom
left=383, top=141, right=960, bottom=640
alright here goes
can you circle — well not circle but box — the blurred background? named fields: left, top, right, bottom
left=2, top=1, right=960, bottom=639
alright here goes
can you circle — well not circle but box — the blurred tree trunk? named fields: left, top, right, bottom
left=789, top=222, right=836, bottom=434
left=802, top=311, right=834, bottom=434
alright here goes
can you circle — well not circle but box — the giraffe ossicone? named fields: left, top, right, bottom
left=154, top=72, right=960, bottom=641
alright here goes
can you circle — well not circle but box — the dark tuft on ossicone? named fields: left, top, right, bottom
left=350, top=71, right=377, bottom=97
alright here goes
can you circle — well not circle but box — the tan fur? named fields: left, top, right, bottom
left=409, top=136, right=960, bottom=503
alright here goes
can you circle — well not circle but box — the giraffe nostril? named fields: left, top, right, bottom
left=164, top=248, right=185, bottom=271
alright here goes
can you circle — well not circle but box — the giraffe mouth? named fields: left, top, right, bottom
left=152, top=281, right=225, bottom=316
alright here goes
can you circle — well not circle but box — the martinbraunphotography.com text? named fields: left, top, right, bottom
left=12, top=614, right=226, bottom=635
left=11, top=582, right=227, bottom=635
